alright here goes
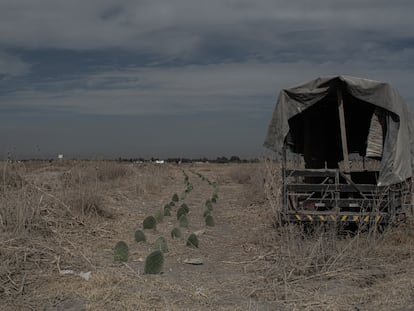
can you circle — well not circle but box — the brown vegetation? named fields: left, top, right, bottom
left=1, top=161, right=414, bottom=310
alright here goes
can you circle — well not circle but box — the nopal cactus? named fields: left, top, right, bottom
left=205, top=199, right=213, bottom=211
left=164, top=205, right=171, bottom=216
left=180, top=203, right=189, bottom=213
left=176, top=206, right=188, bottom=220
left=144, top=250, right=164, bottom=274
left=113, top=241, right=129, bottom=262
left=143, top=216, right=157, bottom=230
left=172, top=193, right=179, bottom=202
left=134, top=230, right=146, bottom=242
left=186, top=233, right=199, bottom=248
left=171, top=227, right=181, bottom=238
left=205, top=215, right=215, bottom=227
left=155, top=210, right=164, bottom=223
left=154, top=236, right=168, bottom=253
left=179, top=214, right=189, bottom=228
left=203, top=210, right=211, bottom=218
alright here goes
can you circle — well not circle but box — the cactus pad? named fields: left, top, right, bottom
left=144, top=250, right=164, bottom=274
left=113, top=241, right=129, bottom=262
left=143, top=216, right=157, bottom=230
left=186, top=233, right=199, bottom=248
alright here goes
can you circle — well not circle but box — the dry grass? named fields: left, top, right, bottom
left=0, top=160, right=135, bottom=308
left=250, top=157, right=414, bottom=310
left=134, top=163, right=173, bottom=196
left=2, top=161, right=413, bottom=310
left=228, top=163, right=267, bottom=205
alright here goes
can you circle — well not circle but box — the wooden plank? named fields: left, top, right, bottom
left=337, top=87, right=351, bottom=175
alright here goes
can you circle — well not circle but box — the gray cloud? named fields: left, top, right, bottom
left=1, top=1, right=413, bottom=60
left=2, top=60, right=413, bottom=117
left=1, top=1, right=414, bottom=158
left=0, top=51, right=30, bottom=77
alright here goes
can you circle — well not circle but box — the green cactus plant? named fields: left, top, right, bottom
left=179, top=214, right=189, bottom=228
left=180, top=203, right=189, bottom=213
left=171, top=227, right=181, bottom=238
left=113, top=241, right=129, bottom=262
left=205, top=200, right=213, bottom=211
left=172, top=193, right=179, bottom=202
left=164, top=205, right=171, bottom=216
left=186, top=233, right=199, bottom=248
left=134, top=230, right=146, bottom=242
left=205, top=215, right=215, bottom=227
left=143, top=216, right=157, bottom=230
left=176, top=206, right=188, bottom=219
left=203, top=210, right=211, bottom=218
left=154, top=236, right=168, bottom=253
left=144, top=250, right=164, bottom=275
left=155, top=210, right=164, bottom=223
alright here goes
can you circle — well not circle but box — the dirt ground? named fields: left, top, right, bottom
left=2, top=162, right=414, bottom=310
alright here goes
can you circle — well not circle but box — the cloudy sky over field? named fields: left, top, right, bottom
left=1, top=0, right=414, bottom=159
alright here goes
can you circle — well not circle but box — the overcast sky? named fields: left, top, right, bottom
left=1, top=1, right=414, bottom=159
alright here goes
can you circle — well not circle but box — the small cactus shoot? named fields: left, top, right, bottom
left=186, top=233, right=199, bottom=248
left=205, top=200, right=213, bottom=211
left=143, top=216, right=157, bottom=230
left=172, top=193, right=179, bottom=202
left=164, top=206, right=171, bottom=216
left=154, top=236, right=168, bottom=253
left=203, top=210, right=211, bottom=218
left=155, top=210, right=164, bottom=223
left=179, top=214, right=189, bottom=228
left=134, top=230, right=146, bottom=242
left=113, top=241, right=129, bottom=262
left=171, top=227, right=182, bottom=238
left=144, top=250, right=164, bottom=274
left=180, top=203, right=189, bottom=213
left=205, top=215, right=215, bottom=227
left=176, top=206, right=188, bottom=219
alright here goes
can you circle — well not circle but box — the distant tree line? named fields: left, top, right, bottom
left=115, top=156, right=259, bottom=164
left=12, top=156, right=259, bottom=163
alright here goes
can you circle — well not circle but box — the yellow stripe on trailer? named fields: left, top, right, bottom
left=318, top=215, right=325, bottom=221
left=295, top=214, right=302, bottom=221
left=352, top=215, right=359, bottom=222
left=364, top=215, right=370, bottom=222
left=306, top=215, right=313, bottom=221
left=341, top=215, right=348, bottom=221
left=375, top=215, right=381, bottom=222
left=330, top=215, right=336, bottom=221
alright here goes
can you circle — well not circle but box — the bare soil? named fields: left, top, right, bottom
left=1, top=162, right=414, bottom=310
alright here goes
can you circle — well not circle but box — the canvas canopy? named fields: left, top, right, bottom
left=264, top=75, right=414, bottom=186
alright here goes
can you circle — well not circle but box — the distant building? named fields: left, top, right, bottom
left=57, top=154, right=64, bottom=160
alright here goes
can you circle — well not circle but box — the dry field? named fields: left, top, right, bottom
left=1, top=161, right=414, bottom=310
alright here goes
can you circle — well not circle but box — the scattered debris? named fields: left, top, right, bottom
left=184, top=258, right=204, bottom=265
left=59, top=269, right=92, bottom=281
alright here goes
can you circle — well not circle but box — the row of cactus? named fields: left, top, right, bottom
left=113, top=170, right=204, bottom=274
left=182, top=170, right=194, bottom=199
left=189, top=169, right=220, bottom=228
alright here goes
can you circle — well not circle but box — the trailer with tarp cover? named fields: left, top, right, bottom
left=264, top=76, right=414, bottom=225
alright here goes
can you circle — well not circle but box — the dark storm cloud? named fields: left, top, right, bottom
left=1, top=0, right=414, bottom=158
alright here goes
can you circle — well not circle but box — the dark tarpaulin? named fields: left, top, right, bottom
left=264, top=75, right=414, bottom=186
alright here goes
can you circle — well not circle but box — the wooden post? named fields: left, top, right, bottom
left=337, top=87, right=351, bottom=176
